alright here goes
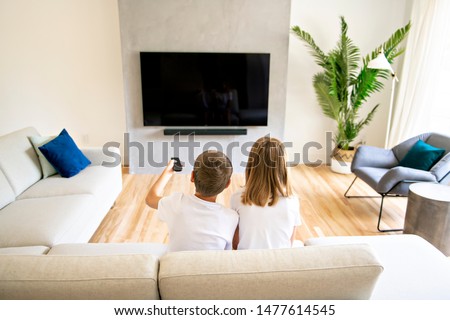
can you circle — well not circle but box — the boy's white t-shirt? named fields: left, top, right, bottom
left=230, top=190, right=301, bottom=250
left=157, top=192, right=239, bottom=252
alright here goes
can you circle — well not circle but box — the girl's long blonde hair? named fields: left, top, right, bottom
left=242, top=136, right=293, bottom=206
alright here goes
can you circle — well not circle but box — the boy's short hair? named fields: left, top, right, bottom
left=193, top=150, right=233, bottom=197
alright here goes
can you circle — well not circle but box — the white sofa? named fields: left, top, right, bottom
left=305, top=235, right=450, bottom=299
left=2, top=127, right=450, bottom=300
left=157, top=234, right=450, bottom=300
left=1, top=235, right=450, bottom=300
left=0, top=127, right=122, bottom=248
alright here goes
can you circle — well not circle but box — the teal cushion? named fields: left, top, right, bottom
left=398, top=140, right=445, bottom=171
left=29, top=135, right=58, bottom=178
left=38, top=129, right=91, bottom=178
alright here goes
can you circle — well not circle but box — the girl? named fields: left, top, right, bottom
left=231, top=136, right=301, bottom=249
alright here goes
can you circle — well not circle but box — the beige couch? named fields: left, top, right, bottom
left=2, top=127, right=450, bottom=300
left=0, top=127, right=122, bottom=248
left=1, top=234, right=450, bottom=300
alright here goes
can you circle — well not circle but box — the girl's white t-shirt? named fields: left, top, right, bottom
left=158, top=192, right=239, bottom=252
left=230, top=190, right=301, bottom=250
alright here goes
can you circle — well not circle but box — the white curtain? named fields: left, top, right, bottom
left=388, top=0, right=450, bottom=147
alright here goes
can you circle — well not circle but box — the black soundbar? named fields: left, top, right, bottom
left=163, top=128, right=247, bottom=135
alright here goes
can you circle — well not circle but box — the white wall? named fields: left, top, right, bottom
left=0, top=0, right=126, bottom=150
left=118, top=0, right=291, bottom=174
left=0, top=0, right=414, bottom=169
left=286, top=0, right=411, bottom=163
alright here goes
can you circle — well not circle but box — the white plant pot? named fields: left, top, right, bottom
left=330, top=157, right=352, bottom=174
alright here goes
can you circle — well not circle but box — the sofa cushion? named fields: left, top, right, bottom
left=38, top=129, right=91, bottom=178
left=0, top=170, right=15, bottom=210
left=0, top=246, right=50, bottom=255
left=17, top=165, right=121, bottom=201
left=0, top=127, right=42, bottom=196
left=48, top=243, right=168, bottom=257
left=29, top=135, right=58, bottom=178
left=398, top=140, right=445, bottom=171
left=352, top=167, right=389, bottom=191
left=305, top=235, right=450, bottom=299
left=0, top=254, right=160, bottom=299
left=158, top=244, right=383, bottom=300
left=0, top=195, right=98, bottom=248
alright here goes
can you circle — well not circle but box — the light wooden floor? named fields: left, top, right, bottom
left=90, top=164, right=408, bottom=243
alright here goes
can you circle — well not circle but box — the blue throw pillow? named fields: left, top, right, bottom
left=39, top=129, right=91, bottom=178
left=398, top=139, right=445, bottom=171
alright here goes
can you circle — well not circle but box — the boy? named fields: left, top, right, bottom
left=145, top=150, right=238, bottom=252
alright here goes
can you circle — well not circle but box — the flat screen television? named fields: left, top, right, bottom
left=140, top=52, right=270, bottom=127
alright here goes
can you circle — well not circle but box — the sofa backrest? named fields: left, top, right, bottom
left=426, top=133, right=450, bottom=154
left=0, top=254, right=160, bottom=300
left=0, top=244, right=383, bottom=300
left=392, top=132, right=432, bottom=161
left=0, top=127, right=42, bottom=197
left=158, top=244, right=384, bottom=300
left=392, top=132, right=450, bottom=161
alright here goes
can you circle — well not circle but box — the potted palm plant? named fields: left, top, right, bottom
left=291, top=17, right=410, bottom=173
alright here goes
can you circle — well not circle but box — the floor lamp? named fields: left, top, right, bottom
left=368, top=49, right=399, bottom=149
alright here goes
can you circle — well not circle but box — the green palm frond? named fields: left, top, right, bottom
left=389, top=47, right=406, bottom=60
left=384, top=21, right=411, bottom=60
left=356, top=104, right=380, bottom=132
left=327, top=54, right=341, bottom=100
left=337, top=16, right=360, bottom=83
left=364, top=21, right=411, bottom=63
left=313, top=73, right=341, bottom=120
left=351, top=67, right=386, bottom=110
left=291, top=17, right=410, bottom=150
left=291, top=26, right=328, bottom=67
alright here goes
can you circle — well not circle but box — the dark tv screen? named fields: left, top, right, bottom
left=140, top=52, right=270, bottom=126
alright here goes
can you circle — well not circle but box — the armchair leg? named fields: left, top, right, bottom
left=344, top=177, right=380, bottom=199
left=344, top=177, right=358, bottom=198
left=344, top=177, right=403, bottom=232
left=376, top=194, right=404, bottom=233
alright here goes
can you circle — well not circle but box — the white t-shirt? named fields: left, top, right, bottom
left=230, top=190, right=301, bottom=250
left=157, top=192, right=239, bottom=252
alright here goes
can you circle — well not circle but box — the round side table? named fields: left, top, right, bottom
left=404, top=183, right=450, bottom=256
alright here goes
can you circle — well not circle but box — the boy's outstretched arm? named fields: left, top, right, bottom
left=145, top=160, right=175, bottom=209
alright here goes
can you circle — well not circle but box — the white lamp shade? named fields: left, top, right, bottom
left=368, top=52, right=394, bottom=74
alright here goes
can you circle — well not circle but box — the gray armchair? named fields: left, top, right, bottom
left=345, top=132, right=450, bottom=232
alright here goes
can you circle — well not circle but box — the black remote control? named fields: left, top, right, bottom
left=171, top=157, right=182, bottom=172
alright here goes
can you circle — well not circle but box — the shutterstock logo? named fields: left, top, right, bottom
left=101, top=132, right=337, bottom=168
